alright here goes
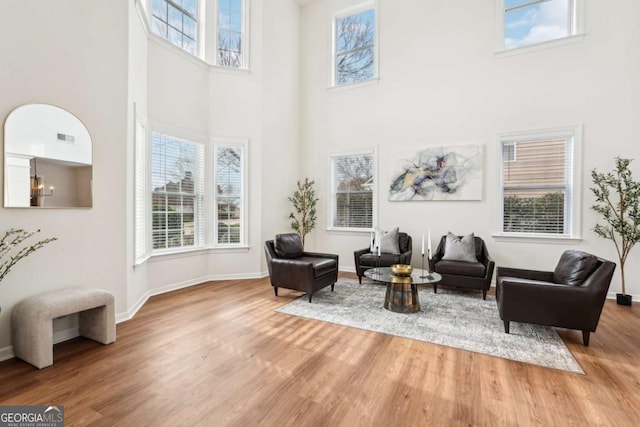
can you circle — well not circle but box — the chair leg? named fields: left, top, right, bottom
left=503, top=320, right=510, bottom=334
left=308, top=293, right=313, bottom=303
left=358, top=275, right=362, bottom=284
left=273, top=287, right=278, bottom=297
left=433, top=284, right=438, bottom=294
left=331, top=283, right=335, bottom=292
left=582, top=330, right=590, bottom=347
left=482, top=290, right=487, bottom=300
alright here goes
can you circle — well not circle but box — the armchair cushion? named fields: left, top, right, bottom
left=552, top=250, right=599, bottom=286
left=442, top=232, right=476, bottom=263
left=435, top=260, right=486, bottom=278
left=274, top=233, right=304, bottom=259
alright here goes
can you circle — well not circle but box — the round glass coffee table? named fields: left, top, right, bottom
left=364, top=267, right=442, bottom=313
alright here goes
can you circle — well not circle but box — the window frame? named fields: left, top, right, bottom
left=214, top=0, right=250, bottom=69
left=150, top=131, right=206, bottom=254
left=211, top=137, right=249, bottom=247
left=150, top=0, right=200, bottom=56
left=496, top=125, right=582, bottom=241
left=134, top=113, right=150, bottom=266
left=496, top=0, right=585, bottom=54
left=328, top=147, right=378, bottom=233
left=330, top=1, right=379, bottom=88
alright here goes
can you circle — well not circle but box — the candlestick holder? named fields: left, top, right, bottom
left=419, top=253, right=434, bottom=279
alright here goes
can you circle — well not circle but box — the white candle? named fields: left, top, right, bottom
left=428, top=229, right=432, bottom=259
left=377, top=242, right=381, bottom=256
left=421, top=234, right=425, bottom=256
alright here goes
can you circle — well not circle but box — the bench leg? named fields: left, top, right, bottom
left=12, top=317, right=53, bottom=369
left=79, top=304, right=115, bottom=344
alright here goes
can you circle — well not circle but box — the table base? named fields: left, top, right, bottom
left=384, top=282, right=420, bottom=313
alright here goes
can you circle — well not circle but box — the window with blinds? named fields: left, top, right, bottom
left=151, top=132, right=205, bottom=251
left=213, top=142, right=245, bottom=245
left=135, top=121, right=147, bottom=262
left=331, top=151, right=376, bottom=229
left=500, top=129, right=578, bottom=236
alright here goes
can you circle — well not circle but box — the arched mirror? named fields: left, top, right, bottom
left=3, top=104, right=92, bottom=208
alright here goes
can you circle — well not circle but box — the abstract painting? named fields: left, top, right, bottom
left=388, top=145, right=483, bottom=201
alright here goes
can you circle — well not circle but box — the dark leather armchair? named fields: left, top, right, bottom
left=429, top=235, right=495, bottom=299
left=264, top=233, right=338, bottom=303
left=496, top=250, right=616, bottom=346
left=354, top=232, right=412, bottom=283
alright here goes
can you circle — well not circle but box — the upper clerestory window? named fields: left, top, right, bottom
left=151, top=0, right=199, bottom=56
left=332, top=2, right=377, bottom=87
left=500, top=0, right=583, bottom=51
left=216, top=0, right=248, bottom=69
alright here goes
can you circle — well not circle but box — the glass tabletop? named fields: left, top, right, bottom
left=364, top=267, right=441, bottom=285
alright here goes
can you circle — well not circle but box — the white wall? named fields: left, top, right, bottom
left=0, top=0, right=129, bottom=352
left=299, top=0, right=640, bottom=298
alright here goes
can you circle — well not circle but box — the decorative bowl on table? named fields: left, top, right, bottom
left=390, top=264, right=413, bottom=277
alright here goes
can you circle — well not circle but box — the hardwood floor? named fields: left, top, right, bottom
left=1, top=273, right=639, bottom=426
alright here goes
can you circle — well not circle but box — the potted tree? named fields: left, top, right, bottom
left=288, top=178, right=318, bottom=248
left=590, top=157, right=640, bottom=306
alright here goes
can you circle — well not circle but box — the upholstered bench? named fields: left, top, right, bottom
left=12, top=287, right=116, bottom=369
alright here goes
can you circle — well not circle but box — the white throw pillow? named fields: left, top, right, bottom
left=371, top=227, right=400, bottom=255
left=442, top=232, right=476, bottom=263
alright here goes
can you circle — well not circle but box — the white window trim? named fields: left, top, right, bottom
left=134, top=105, right=151, bottom=267
left=329, top=0, right=379, bottom=89
left=327, top=147, right=378, bottom=233
left=494, top=125, right=582, bottom=241
left=495, top=0, right=585, bottom=55
left=213, top=0, right=251, bottom=70
left=211, top=137, right=249, bottom=247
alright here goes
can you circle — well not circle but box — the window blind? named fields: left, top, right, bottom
left=151, top=132, right=205, bottom=251
left=214, top=145, right=243, bottom=245
left=501, top=137, right=573, bottom=235
left=332, top=152, right=374, bottom=229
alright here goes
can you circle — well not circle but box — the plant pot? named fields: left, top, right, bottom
left=616, top=293, right=632, bottom=306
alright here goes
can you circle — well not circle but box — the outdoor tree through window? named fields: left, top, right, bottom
left=334, top=7, right=375, bottom=86
left=215, top=144, right=244, bottom=245
left=332, top=152, right=375, bottom=229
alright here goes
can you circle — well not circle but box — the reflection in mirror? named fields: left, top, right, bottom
left=4, top=104, right=92, bottom=208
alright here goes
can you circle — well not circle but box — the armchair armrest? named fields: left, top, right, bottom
left=497, top=267, right=554, bottom=282
left=270, top=258, right=314, bottom=287
left=499, top=277, right=590, bottom=306
left=354, top=247, right=370, bottom=259
left=399, top=248, right=412, bottom=265
left=303, top=251, right=338, bottom=261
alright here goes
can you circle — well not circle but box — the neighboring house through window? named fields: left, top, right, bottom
left=330, top=150, right=376, bottom=230
left=213, top=140, right=247, bottom=245
left=501, top=0, right=582, bottom=50
left=498, top=126, right=581, bottom=238
left=151, top=132, right=205, bottom=251
left=151, top=0, right=198, bottom=56
left=333, top=2, right=376, bottom=86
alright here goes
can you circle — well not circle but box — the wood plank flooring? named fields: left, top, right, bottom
left=1, top=273, right=639, bottom=426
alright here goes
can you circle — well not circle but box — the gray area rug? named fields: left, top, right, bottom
left=276, top=278, right=583, bottom=374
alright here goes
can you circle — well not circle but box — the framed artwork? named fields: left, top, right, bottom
left=388, top=144, right=483, bottom=201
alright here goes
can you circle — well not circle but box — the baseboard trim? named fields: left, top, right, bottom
left=0, top=345, right=14, bottom=362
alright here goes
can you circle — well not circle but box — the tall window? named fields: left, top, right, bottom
left=151, top=133, right=205, bottom=251
left=217, top=0, right=245, bottom=68
left=331, top=150, right=376, bottom=230
left=499, top=127, right=580, bottom=237
left=333, top=4, right=376, bottom=86
left=501, top=0, right=579, bottom=50
left=213, top=141, right=246, bottom=245
left=151, top=0, right=198, bottom=55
